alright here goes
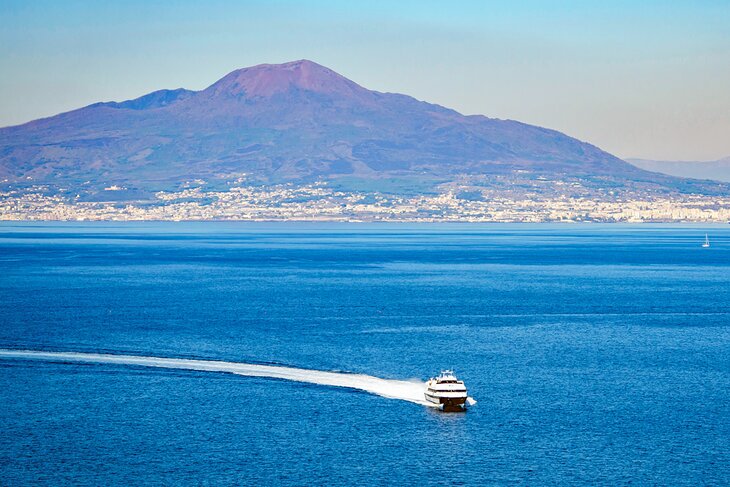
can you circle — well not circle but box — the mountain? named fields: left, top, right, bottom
left=627, top=157, right=730, bottom=183
left=0, top=60, right=725, bottom=195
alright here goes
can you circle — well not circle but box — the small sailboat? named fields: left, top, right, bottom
left=702, top=234, right=710, bottom=248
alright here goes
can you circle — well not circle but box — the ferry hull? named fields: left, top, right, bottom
left=425, top=394, right=468, bottom=412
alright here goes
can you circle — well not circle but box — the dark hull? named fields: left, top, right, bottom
left=425, top=393, right=467, bottom=412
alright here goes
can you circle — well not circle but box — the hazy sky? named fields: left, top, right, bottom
left=1, top=0, right=729, bottom=160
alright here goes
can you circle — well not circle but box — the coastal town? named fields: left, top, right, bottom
left=2, top=180, right=730, bottom=222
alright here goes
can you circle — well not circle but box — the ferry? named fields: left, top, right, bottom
left=425, top=370, right=469, bottom=412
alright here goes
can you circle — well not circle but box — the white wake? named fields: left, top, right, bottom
left=0, top=349, right=434, bottom=407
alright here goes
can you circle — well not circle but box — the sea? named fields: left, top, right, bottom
left=0, top=222, right=728, bottom=485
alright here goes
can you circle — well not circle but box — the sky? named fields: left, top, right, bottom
left=1, top=0, right=729, bottom=161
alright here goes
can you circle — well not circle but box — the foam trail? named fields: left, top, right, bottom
left=0, top=349, right=433, bottom=407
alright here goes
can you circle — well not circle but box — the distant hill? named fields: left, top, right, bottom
left=627, top=157, right=730, bottom=183
left=0, top=59, right=726, bottom=195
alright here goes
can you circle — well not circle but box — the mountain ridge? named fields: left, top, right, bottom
left=0, top=59, right=725, bottom=196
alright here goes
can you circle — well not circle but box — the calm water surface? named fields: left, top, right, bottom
left=0, top=222, right=728, bottom=485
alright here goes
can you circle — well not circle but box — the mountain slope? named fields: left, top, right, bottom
left=0, top=60, right=721, bottom=194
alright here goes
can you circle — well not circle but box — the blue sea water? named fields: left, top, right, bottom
left=0, top=222, right=728, bottom=485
